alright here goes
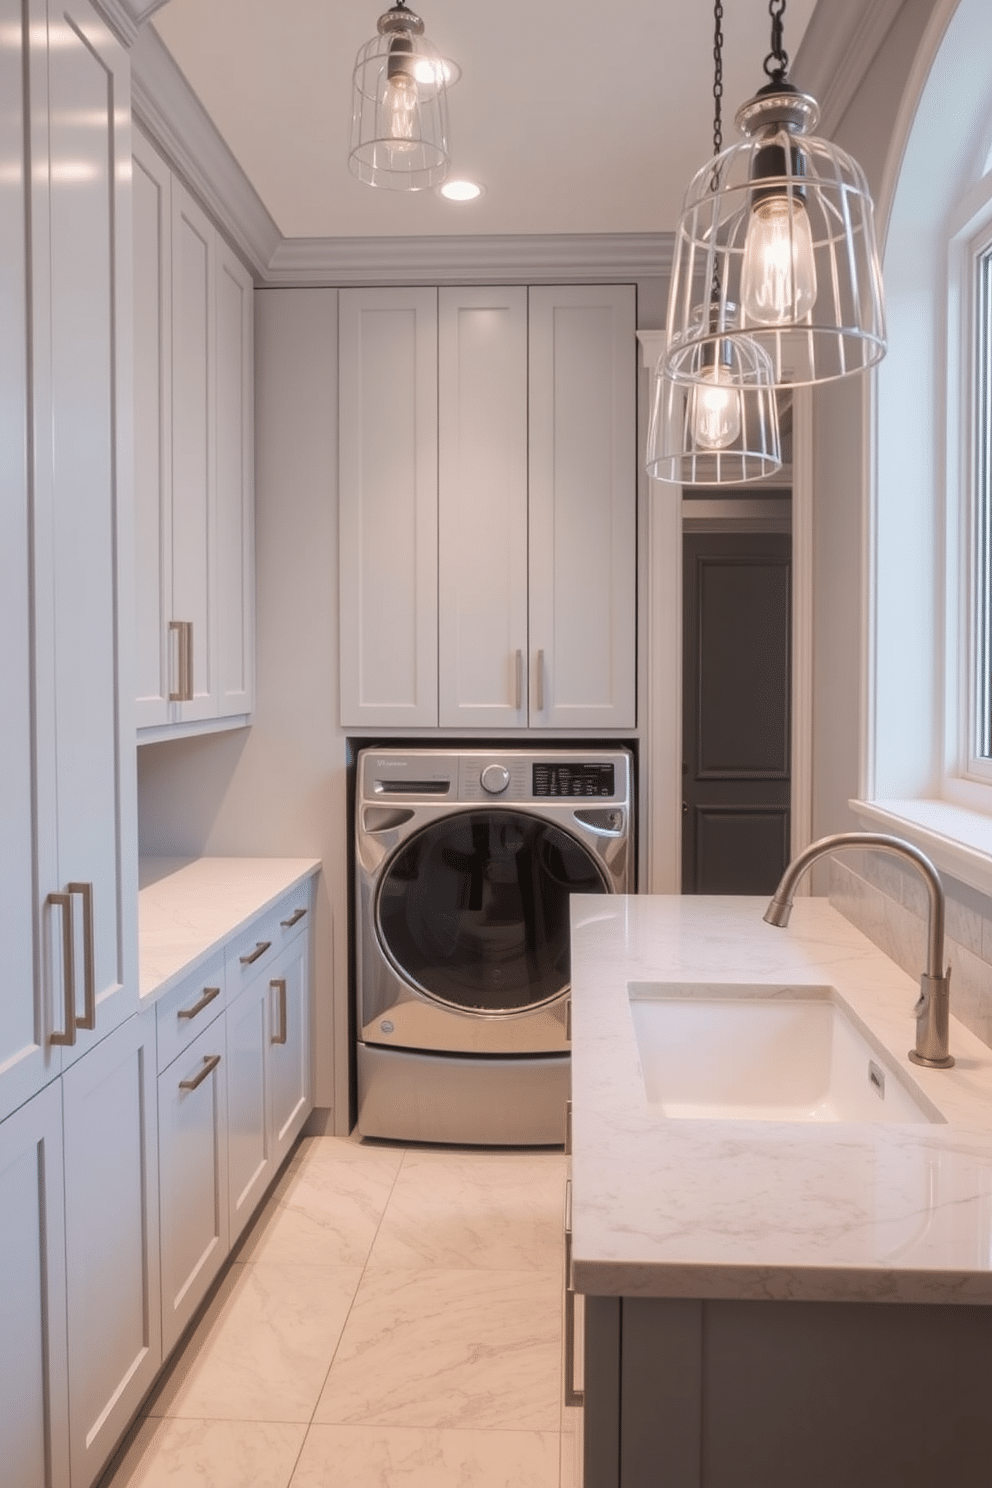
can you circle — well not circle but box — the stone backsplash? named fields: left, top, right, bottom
left=830, top=852, right=992, bottom=1053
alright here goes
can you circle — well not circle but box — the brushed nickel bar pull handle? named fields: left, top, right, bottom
left=280, top=908, right=307, bottom=929
left=184, top=621, right=194, bottom=701
left=67, top=882, right=95, bottom=1031
left=240, top=940, right=272, bottom=966
left=565, top=1098, right=572, bottom=1156
left=566, top=996, right=572, bottom=1042
left=271, top=978, right=288, bottom=1044
left=168, top=620, right=184, bottom=701
left=179, top=1053, right=221, bottom=1092
left=536, top=649, right=545, bottom=713
left=564, top=1179, right=584, bottom=1407
left=178, top=985, right=221, bottom=1021
left=48, top=892, right=77, bottom=1047
left=515, top=649, right=523, bottom=711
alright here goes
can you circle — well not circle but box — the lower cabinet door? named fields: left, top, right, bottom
left=267, top=934, right=311, bottom=1169
left=62, top=1013, right=161, bottom=1488
left=158, top=1016, right=229, bottom=1354
left=0, top=1081, right=70, bottom=1488
left=226, top=975, right=271, bottom=1245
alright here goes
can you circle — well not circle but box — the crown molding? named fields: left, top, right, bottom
left=89, top=0, right=139, bottom=47
left=791, top=0, right=906, bottom=137
left=128, top=21, right=281, bottom=277
left=263, top=232, right=674, bottom=287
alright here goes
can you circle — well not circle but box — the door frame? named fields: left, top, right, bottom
left=639, top=358, right=813, bottom=893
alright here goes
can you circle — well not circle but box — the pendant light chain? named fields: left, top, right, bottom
left=764, top=0, right=789, bottom=83
left=709, top=1, right=724, bottom=295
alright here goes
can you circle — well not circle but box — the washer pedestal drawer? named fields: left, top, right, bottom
left=356, top=1043, right=569, bottom=1146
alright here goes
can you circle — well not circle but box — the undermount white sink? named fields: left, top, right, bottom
left=628, top=983, right=941, bottom=1124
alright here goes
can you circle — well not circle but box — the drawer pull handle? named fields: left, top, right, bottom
left=48, top=892, right=77, bottom=1047
left=280, top=908, right=307, bottom=928
left=178, top=985, right=221, bottom=1021
left=564, top=1179, right=584, bottom=1407
left=271, top=978, right=288, bottom=1044
left=179, top=1053, right=221, bottom=1092
left=67, top=882, right=96, bottom=1031
left=240, top=940, right=272, bottom=966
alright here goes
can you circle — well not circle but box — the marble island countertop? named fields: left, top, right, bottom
left=569, top=894, right=992, bottom=1306
left=138, top=855, right=321, bottom=1001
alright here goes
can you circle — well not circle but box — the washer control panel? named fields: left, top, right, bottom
left=532, top=762, right=616, bottom=798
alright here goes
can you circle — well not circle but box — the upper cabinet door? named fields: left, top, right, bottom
left=438, top=287, right=529, bottom=729
left=31, top=0, right=138, bottom=1066
left=214, top=239, right=255, bottom=720
left=132, top=128, right=174, bottom=730
left=528, top=285, right=637, bottom=730
left=339, top=287, right=439, bottom=728
left=0, top=0, right=51, bottom=1121
left=171, top=182, right=217, bottom=722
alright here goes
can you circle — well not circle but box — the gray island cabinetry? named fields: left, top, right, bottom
left=569, top=894, right=992, bottom=1488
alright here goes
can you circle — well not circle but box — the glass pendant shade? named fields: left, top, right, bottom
left=647, top=317, right=782, bottom=486
left=350, top=1, right=450, bottom=190
left=665, top=87, right=885, bottom=387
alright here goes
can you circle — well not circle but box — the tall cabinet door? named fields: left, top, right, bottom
left=132, top=127, right=174, bottom=729
left=214, top=239, right=255, bottom=720
left=32, top=0, right=138, bottom=1066
left=63, top=1015, right=161, bottom=1488
left=339, top=287, right=439, bottom=727
left=171, top=182, right=217, bottom=722
left=438, top=287, right=529, bottom=728
left=528, top=285, right=637, bottom=730
left=0, top=1082, right=70, bottom=1488
left=0, top=0, right=51, bottom=1121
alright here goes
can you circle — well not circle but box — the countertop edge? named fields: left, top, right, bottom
left=138, top=856, right=322, bottom=1005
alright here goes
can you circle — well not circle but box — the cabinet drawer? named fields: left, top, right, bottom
left=224, top=883, right=313, bottom=997
left=156, top=950, right=227, bottom=1073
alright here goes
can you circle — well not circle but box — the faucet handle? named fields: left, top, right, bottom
left=909, top=970, right=954, bottom=1069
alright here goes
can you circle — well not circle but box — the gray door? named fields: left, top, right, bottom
left=682, top=532, right=791, bottom=894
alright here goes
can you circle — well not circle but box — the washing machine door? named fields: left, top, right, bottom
left=375, top=808, right=609, bottom=1014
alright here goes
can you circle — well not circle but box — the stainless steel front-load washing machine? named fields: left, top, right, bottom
left=355, top=746, right=633, bottom=1144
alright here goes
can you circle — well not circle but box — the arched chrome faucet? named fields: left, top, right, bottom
left=763, top=832, right=954, bottom=1069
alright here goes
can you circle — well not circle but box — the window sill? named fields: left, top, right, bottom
left=851, top=797, right=992, bottom=898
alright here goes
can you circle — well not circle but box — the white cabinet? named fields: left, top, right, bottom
left=338, top=287, right=439, bottom=728
left=339, top=284, right=637, bottom=731
left=156, top=953, right=229, bottom=1354
left=132, top=126, right=255, bottom=739
left=0, top=1082, right=70, bottom=1488
left=438, top=286, right=530, bottom=728
left=0, top=0, right=137, bottom=1130
left=226, top=888, right=314, bottom=1243
left=62, top=1014, right=161, bottom=1488
left=528, top=286, right=637, bottom=730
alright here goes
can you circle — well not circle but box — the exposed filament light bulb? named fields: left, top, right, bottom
left=384, top=39, right=418, bottom=151
left=689, top=357, right=743, bottom=451
left=741, top=192, right=817, bottom=326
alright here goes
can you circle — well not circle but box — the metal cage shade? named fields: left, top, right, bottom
left=350, top=15, right=450, bottom=190
left=647, top=316, right=782, bottom=486
left=665, top=107, right=886, bottom=387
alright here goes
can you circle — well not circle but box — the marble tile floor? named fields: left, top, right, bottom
left=97, top=1135, right=577, bottom=1488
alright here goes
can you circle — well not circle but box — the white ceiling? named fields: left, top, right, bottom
left=151, top=0, right=819, bottom=242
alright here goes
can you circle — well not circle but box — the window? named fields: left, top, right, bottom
left=972, top=236, right=992, bottom=770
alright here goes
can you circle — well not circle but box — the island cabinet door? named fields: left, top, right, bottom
left=62, top=1013, right=161, bottom=1488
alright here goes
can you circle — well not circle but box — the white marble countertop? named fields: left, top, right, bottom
left=138, top=856, right=321, bottom=1001
left=569, top=894, right=992, bottom=1305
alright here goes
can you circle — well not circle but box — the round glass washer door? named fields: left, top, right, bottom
left=375, top=808, right=609, bottom=1014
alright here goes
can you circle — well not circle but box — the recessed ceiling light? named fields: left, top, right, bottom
left=440, top=179, right=483, bottom=202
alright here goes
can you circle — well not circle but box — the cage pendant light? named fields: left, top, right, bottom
left=664, top=0, right=886, bottom=388
left=648, top=0, right=781, bottom=486
left=350, top=0, right=450, bottom=190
